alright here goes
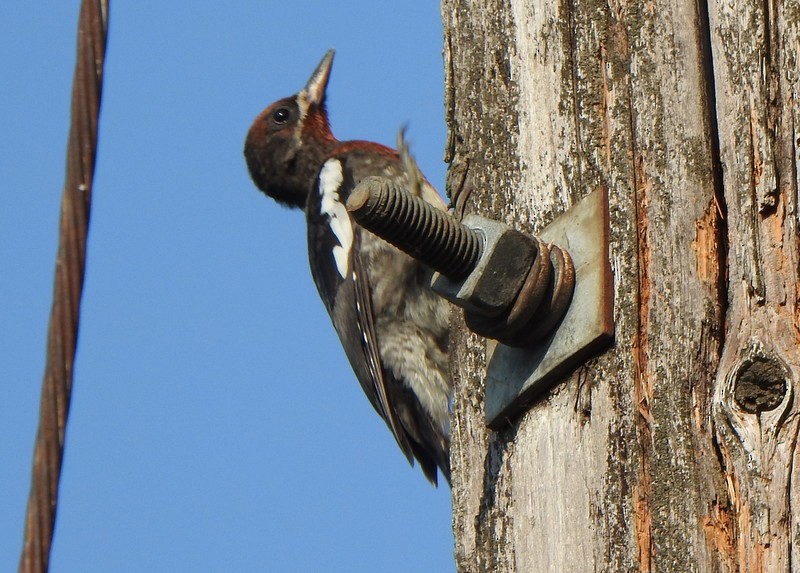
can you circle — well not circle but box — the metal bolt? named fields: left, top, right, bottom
left=347, top=176, right=576, bottom=347
left=346, top=176, right=482, bottom=281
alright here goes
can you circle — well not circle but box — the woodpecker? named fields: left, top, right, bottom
left=244, top=50, right=452, bottom=486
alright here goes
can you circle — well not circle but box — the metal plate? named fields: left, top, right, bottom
left=485, top=187, right=614, bottom=429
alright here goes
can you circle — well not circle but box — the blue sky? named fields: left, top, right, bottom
left=1, top=3, right=454, bottom=571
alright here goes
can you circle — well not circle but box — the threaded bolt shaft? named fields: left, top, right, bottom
left=346, top=176, right=482, bottom=281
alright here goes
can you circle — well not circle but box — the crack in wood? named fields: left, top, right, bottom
left=697, top=0, right=730, bottom=343
left=633, top=146, right=654, bottom=573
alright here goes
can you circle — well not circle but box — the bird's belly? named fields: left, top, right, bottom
left=358, top=231, right=452, bottom=429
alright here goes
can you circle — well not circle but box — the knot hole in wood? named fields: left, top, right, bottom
left=732, top=352, right=790, bottom=414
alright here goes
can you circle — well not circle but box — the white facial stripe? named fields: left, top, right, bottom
left=318, top=159, right=353, bottom=278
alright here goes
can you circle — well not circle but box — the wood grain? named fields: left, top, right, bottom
left=442, top=0, right=798, bottom=570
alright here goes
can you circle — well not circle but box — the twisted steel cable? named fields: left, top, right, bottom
left=18, top=2, right=108, bottom=572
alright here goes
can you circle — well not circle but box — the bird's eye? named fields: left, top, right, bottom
left=271, top=107, right=291, bottom=125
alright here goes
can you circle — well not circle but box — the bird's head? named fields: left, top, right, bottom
left=245, top=49, right=338, bottom=209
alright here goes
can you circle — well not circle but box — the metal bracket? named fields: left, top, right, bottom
left=347, top=178, right=615, bottom=428
left=484, top=187, right=614, bottom=429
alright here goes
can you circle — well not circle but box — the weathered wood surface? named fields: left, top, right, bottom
left=708, top=0, right=800, bottom=569
left=441, top=0, right=799, bottom=570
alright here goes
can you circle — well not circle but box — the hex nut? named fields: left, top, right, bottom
left=430, top=215, right=537, bottom=316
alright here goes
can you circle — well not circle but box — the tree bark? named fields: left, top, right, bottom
left=442, top=0, right=799, bottom=571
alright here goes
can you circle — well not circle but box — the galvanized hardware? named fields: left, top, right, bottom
left=348, top=179, right=614, bottom=428
left=345, top=177, right=481, bottom=281
left=430, top=215, right=568, bottom=327
left=484, top=187, right=614, bottom=428
left=347, top=178, right=577, bottom=346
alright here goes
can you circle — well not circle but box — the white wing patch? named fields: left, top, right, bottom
left=318, top=159, right=353, bottom=278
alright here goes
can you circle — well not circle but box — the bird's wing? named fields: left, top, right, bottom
left=305, top=157, right=414, bottom=463
left=349, top=231, right=415, bottom=461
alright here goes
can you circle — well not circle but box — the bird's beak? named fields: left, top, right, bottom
left=302, top=49, right=334, bottom=107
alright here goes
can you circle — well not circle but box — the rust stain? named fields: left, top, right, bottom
left=713, top=431, right=769, bottom=572
left=634, top=154, right=654, bottom=428
left=765, top=191, right=786, bottom=251
left=701, top=500, right=736, bottom=569
left=634, top=475, right=653, bottom=572
left=610, top=3, right=631, bottom=58
left=737, top=499, right=765, bottom=572
left=692, top=199, right=721, bottom=285
left=633, top=152, right=653, bottom=573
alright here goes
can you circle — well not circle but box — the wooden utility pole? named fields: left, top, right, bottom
left=442, top=0, right=799, bottom=571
